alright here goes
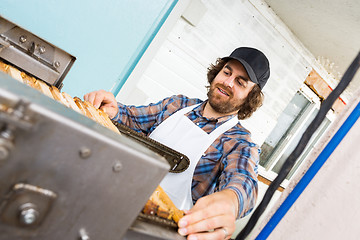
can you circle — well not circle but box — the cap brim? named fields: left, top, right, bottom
left=222, top=57, right=259, bottom=85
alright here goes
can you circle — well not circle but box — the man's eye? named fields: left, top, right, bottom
left=237, top=79, right=246, bottom=87
left=224, top=71, right=230, bottom=75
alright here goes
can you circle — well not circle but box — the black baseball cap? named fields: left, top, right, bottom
left=222, top=47, right=270, bottom=89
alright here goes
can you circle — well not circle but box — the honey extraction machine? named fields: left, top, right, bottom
left=0, top=4, right=187, bottom=239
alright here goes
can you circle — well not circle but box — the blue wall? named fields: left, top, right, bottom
left=1, top=0, right=178, bottom=97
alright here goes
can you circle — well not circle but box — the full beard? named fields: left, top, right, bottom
left=207, top=83, right=243, bottom=115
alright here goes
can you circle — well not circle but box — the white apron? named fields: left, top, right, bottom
left=149, top=104, right=238, bottom=210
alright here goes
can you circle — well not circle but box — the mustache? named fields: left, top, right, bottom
left=213, top=83, right=233, bottom=97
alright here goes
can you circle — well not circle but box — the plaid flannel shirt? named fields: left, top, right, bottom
left=112, top=94, right=259, bottom=218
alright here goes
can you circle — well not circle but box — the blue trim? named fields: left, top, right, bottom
left=111, top=0, right=179, bottom=96
left=255, top=101, right=360, bottom=240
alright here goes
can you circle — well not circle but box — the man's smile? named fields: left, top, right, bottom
left=217, top=86, right=230, bottom=97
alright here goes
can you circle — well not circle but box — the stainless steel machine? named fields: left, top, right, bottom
left=0, top=16, right=185, bottom=240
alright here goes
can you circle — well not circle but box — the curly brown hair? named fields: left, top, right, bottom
left=207, top=58, right=264, bottom=120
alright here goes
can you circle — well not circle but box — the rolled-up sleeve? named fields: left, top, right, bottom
left=111, top=95, right=201, bottom=135
left=111, top=101, right=163, bottom=134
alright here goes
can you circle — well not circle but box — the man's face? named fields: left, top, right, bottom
left=207, top=59, right=256, bottom=115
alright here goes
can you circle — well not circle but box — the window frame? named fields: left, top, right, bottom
left=258, top=84, right=336, bottom=188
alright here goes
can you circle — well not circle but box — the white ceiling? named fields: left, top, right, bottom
left=264, top=0, right=360, bottom=97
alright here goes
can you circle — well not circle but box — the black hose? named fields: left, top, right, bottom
left=236, top=51, right=360, bottom=240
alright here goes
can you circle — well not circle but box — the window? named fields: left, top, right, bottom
left=259, top=85, right=334, bottom=185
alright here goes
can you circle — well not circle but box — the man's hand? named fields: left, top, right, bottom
left=84, top=90, right=118, bottom=119
left=178, top=189, right=238, bottom=240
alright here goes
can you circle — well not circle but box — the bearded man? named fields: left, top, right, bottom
left=84, top=47, right=270, bottom=240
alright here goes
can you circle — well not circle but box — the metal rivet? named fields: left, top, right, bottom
left=54, top=61, right=60, bottom=68
left=113, top=161, right=123, bottom=172
left=79, top=228, right=89, bottom=240
left=19, top=204, right=39, bottom=225
left=79, top=147, right=91, bottom=159
left=19, top=35, right=27, bottom=43
left=39, top=46, right=46, bottom=54
left=20, top=208, right=38, bottom=225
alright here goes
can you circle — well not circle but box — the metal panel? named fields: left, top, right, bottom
left=124, top=220, right=185, bottom=240
left=0, top=73, right=169, bottom=240
left=0, top=16, right=75, bottom=89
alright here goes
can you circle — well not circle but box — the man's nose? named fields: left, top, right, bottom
left=223, top=77, right=235, bottom=88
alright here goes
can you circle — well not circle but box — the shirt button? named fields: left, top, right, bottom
left=196, top=122, right=200, bottom=125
